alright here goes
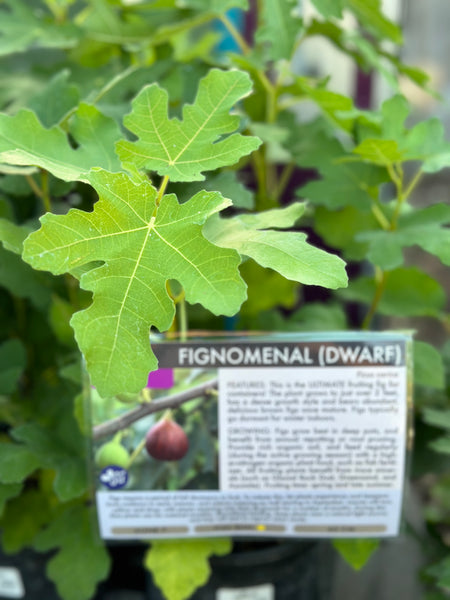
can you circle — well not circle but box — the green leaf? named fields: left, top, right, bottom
left=33, top=505, right=111, bottom=600
left=0, top=443, right=40, bottom=483
left=12, top=421, right=87, bottom=501
left=240, top=261, right=297, bottom=316
left=352, top=139, right=405, bottom=166
left=23, top=169, right=246, bottom=396
left=0, top=104, right=123, bottom=182
left=338, top=267, right=446, bottom=318
left=299, top=162, right=387, bottom=209
left=0, top=218, right=31, bottom=254
left=414, top=341, right=445, bottom=390
left=27, top=70, right=80, bottom=128
left=256, top=0, right=303, bottom=60
left=0, top=0, right=80, bottom=56
left=358, top=204, right=450, bottom=269
left=171, top=170, right=254, bottom=209
left=333, top=538, right=379, bottom=570
left=117, top=69, right=261, bottom=182
left=0, top=339, right=27, bottom=394
left=310, top=0, right=344, bottom=18
left=314, top=206, right=379, bottom=260
left=145, top=538, right=232, bottom=600
left=0, top=489, right=53, bottom=553
left=429, top=437, right=450, bottom=455
left=422, top=409, right=450, bottom=431
left=346, top=0, right=402, bottom=43
left=0, top=246, right=52, bottom=308
left=204, top=205, right=348, bottom=289
left=0, top=483, right=22, bottom=517
left=291, top=302, right=348, bottom=331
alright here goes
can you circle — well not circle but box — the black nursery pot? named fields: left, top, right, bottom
left=147, top=540, right=326, bottom=600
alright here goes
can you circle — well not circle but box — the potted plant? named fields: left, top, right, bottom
left=0, top=1, right=449, bottom=599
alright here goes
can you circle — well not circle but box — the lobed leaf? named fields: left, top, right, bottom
left=33, top=505, right=111, bottom=600
left=0, top=339, right=27, bottom=395
left=414, top=341, right=445, bottom=390
left=333, top=538, right=379, bottom=570
left=0, top=105, right=123, bottom=182
left=256, top=0, right=304, bottom=61
left=203, top=204, right=348, bottom=289
left=358, top=203, right=450, bottom=269
left=338, top=267, right=446, bottom=318
left=145, top=538, right=232, bottom=600
left=23, top=169, right=246, bottom=396
left=116, top=68, right=261, bottom=181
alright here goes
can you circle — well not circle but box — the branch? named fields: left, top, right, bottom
left=92, top=377, right=218, bottom=441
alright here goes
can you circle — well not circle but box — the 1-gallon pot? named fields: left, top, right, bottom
left=147, top=540, right=323, bottom=600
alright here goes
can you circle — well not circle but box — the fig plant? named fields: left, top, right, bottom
left=0, top=1, right=449, bottom=600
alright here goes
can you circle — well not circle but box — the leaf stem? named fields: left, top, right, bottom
left=126, top=437, right=147, bottom=469
left=361, top=268, right=388, bottom=330
left=178, top=294, right=188, bottom=343
left=156, top=175, right=170, bottom=207
left=219, top=14, right=251, bottom=55
left=274, top=163, right=295, bottom=203
left=40, top=169, right=52, bottom=213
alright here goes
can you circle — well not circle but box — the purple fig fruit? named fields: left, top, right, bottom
left=145, top=417, right=189, bottom=461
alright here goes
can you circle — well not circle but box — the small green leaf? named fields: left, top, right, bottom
left=338, top=267, right=446, bottom=318
left=414, top=341, right=445, bottom=390
left=117, top=69, right=261, bottom=181
left=240, top=261, right=297, bottom=316
left=314, top=206, right=379, bottom=260
left=12, top=422, right=87, bottom=501
left=0, top=245, right=52, bottom=308
left=299, top=162, right=387, bottom=209
left=0, top=483, right=22, bottom=517
left=422, top=409, right=450, bottom=431
left=27, top=70, right=80, bottom=128
left=333, top=538, right=379, bottom=570
left=23, top=170, right=246, bottom=396
left=33, top=505, right=111, bottom=600
left=429, top=437, right=450, bottom=455
left=346, top=0, right=402, bottom=43
left=0, top=105, right=123, bottom=181
left=0, top=0, right=80, bottom=56
left=0, top=489, right=53, bottom=553
left=171, top=171, right=254, bottom=209
left=0, top=443, right=40, bottom=484
left=0, top=219, right=31, bottom=254
left=204, top=206, right=348, bottom=290
left=145, top=538, right=232, bottom=600
left=310, top=0, right=344, bottom=18
left=256, top=0, right=303, bottom=60
left=352, top=138, right=405, bottom=166
left=0, top=339, right=27, bottom=394
left=358, top=204, right=450, bottom=269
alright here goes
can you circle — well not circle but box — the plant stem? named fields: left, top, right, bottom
left=40, top=169, right=52, bottom=213
left=178, top=294, right=188, bottom=343
left=274, top=163, right=295, bottom=203
left=361, top=268, right=388, bottom=330
left=219, top=14, right=251, bottom=55
left=93, top=378, right=218, bottom=440
left=126, top=437, right=147, bottom=469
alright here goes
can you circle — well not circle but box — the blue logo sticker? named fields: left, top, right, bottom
left=99, top=466, right=129, bottom=490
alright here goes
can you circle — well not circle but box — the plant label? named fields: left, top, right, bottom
left=90, top=332, right=412, bottom=540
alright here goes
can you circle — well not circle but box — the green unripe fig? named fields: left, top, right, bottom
left=95, top=441, right=129, bottom=469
